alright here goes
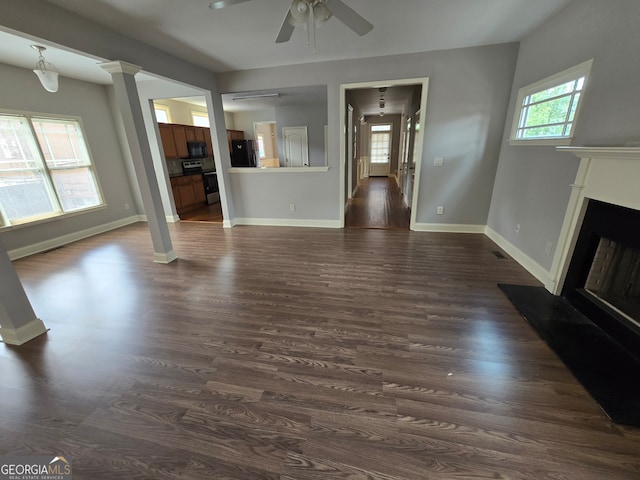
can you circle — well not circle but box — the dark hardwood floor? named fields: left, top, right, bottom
left=180, top=202, right=223, bottom=222
left=3, top=222, right=640, bottom=479
left=345, top=177, right=411, bottom=229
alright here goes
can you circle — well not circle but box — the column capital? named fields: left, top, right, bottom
left=99, top=60, right=142, bottom=76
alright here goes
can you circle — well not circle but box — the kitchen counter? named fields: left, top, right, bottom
left=169, top=170, right=215, bottom=178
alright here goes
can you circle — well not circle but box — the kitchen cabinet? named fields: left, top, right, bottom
left=194, top=126, right=212, bottom=157
left=172, top=125, right=189, bottom=158
left=159, top=124, right=178, bottom=159
left=170, top=174, right=205, bottom=215
left=192, top=175, right=206, bottom=204
left=159, top=123, right=215, bottom=160
left=226, top=129, right=244, bottom=153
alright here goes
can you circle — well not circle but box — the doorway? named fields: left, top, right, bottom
left=254, top=121, right=279, bottom=167
left=283, top=126, right=309, bottom=167
left=152, top=96, right=224, bottom=223
left=345, top=177, right=410, bottom=229
left=340, top=77, right=429, bottom=230
left=369, top=123, right=392, bottom=176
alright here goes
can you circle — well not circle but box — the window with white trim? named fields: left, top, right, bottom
left=191, top=111, right=210, bottom=128
left=0, top=112, right=103, bottom=227
left=510, top=59, right=593, bottom=146
left=154, top=105, right=171, bottom=123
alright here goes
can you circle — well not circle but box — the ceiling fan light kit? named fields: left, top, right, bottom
left=208, top=0, right=371, bottom=48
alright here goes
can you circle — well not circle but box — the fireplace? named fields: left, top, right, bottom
left=498, top=147, right=640, bottom=425
left=561, top=199, right=640, bottom=357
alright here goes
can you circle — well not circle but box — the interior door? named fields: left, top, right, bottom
left=369, top=124, right=392, bottom=176
left=283, top=126, right=309, bottom=167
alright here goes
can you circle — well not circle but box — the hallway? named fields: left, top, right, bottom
left=345, top=177, right=411, bottom=229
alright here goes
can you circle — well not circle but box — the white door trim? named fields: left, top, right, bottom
left=347, top=104, right=354, bottom=198
left=339, top=77, right=430, bottom=230
left=369, top=123, right=392, bottom=177
left=283, top=126, right=309, bottom=167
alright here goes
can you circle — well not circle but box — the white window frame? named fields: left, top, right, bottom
left=0, top=110, right=104, bottom=229
left=191, top=111, right=210, bottom=127
left=509, top=59, right=593, bottom=146
left=154, top=104, right=172, bottom=123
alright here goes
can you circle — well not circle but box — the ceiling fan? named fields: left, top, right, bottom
left=209, top=0, right=373, bottom=44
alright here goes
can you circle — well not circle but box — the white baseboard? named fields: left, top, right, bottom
left=8, top=216, right=142, bottom=260
left=0, top=317, right=48, bottom=345
left=166, top=214, right=180, bottom=223
left=233, top=218, right=342, bottom=228
left=485, top=226, right=553, bottom=287
left=412, top=223, right=486, bottom=234
left=153, top=250, right=178, bottom=264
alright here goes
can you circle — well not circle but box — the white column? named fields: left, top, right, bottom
left=99, top=61, right=177, bottom=263
left=0, top=238, right=47, bottom=345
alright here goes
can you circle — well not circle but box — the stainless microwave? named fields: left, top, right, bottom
left=187, top=141, right=207, bottom=158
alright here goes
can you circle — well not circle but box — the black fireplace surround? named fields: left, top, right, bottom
left=562, top=199, right=640, bottom=359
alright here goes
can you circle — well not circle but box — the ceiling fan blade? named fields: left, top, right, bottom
left=275, top=10, right=295, bottom=43
left=209, top=0, right=251, bottom=10
left=325, top=0, right=373, bottom=36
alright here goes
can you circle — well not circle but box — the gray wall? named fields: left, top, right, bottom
left=232, top=109, right=277, bottom=139
left=275, top=103, right=327, bottom=167
left=1, top=0, right=529, bottom=233
left=487, top=0, right=640, bottom=270
left=232, top=103, right=328, bottom=168
left=217, top=43, right=519, bottom=225
left=0, top=62, right=138, bottom=251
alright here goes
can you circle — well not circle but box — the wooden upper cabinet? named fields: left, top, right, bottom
left=159, top=123, right=215, bottom=159
left=197, top=127, right=214, bottom=158
left=185, top=126, right=197, bottom=142
left=172, top=125, right=189, bottom=158
left=159, top=124, right=178, bottom=159
left=194, top=127, right=206, bottom=142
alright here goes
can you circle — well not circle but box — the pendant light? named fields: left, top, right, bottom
left=31, top=45, right=59, bottom=93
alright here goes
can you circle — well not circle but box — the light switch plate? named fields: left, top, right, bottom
left=434, top=157, right=444, bottom=167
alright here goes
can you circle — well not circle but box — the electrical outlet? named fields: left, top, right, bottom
left=545, top=242, right=553, bottom=255
left=515, top=224, right=520, bottom=233
left=124, top=203, right=130, bottom=210
left=434, top=157, right=444, bottom=167
left=289, top=203, right=296, bottom=212
left=437, top=206, right=444, bottom=215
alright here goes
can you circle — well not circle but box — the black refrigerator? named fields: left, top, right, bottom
left=231, top=139, right=257, bottom=167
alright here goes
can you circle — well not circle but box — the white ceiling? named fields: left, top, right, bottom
left=0, top=1, right=572, bottom=115
left=35, top=0, right=572, bottom=74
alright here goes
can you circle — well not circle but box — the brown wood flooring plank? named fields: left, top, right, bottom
left=345, top=177, right=411, bottom=229
left=3, top=222, right=640, bottom=478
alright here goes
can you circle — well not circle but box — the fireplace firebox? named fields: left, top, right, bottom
left=562, top=199, right=640, bottom=358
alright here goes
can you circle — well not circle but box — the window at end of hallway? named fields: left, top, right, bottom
left=510, top=59, right=593, bottom=146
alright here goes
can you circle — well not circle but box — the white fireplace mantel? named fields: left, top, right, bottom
left=548, top=146, right=640, bottom=295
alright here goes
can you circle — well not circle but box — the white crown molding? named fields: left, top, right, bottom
left=98, top=60, right=142, bottom=76
left=556, top=146, right=640, bottom=160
